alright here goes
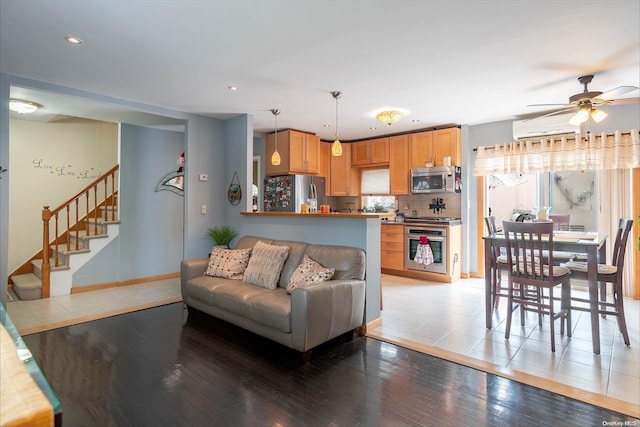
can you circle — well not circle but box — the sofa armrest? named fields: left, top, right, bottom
left=290, top=279, right=366, bottom=352
left=180, top=258, right=209, bottom=286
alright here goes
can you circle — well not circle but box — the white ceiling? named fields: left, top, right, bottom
left=1, top=0, right=639, bottom=140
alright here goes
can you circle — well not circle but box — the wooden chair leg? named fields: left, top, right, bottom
left=505, top=282, right=514, bottom=341
left=548, top=286, right=556, bottom=353
left=615, top=288, right=631, bottom=346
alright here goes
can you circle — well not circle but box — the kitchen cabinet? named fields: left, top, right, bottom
left=265, top=129, right=320, bottom=176
left=389, top=134, right=410, bottom=195
left=433, top=127, right=461, bottom=166
left=409, top=127, right=461, bottom=168
left=329, top=143, right=359, bottom=196
left=319, top=142, right=331, bottom=192
left=351, top=137, right=389, bottom=167
left=409, top=131, right=433, bottom=168
left=380, top=224, right=404, bottom=270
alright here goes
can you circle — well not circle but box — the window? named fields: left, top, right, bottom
left=361, top=169, right=396, bottom=212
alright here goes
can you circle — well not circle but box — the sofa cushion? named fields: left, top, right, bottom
left=286, top=255, right=335, bottom=293
left=205, top=247, right=252, bottom=280
left=304, top=244, right=366, bottom=281
left=243, top=241, right=289, bottom=289
left=185, top=275, right=239, bottom=306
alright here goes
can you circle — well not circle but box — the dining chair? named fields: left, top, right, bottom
left=565, top=218, right=633, bottom=346
left=502, top=221, right=572, bottom=352
left=484, top=216, right=509, bottom=309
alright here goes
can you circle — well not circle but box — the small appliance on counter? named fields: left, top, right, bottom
left=263, top=175, right=327, bottom=213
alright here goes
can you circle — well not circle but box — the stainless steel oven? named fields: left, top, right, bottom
left=405, top=226, right=447, bottom=274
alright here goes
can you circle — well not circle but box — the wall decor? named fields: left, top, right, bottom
left=227, top=171, right=242, bottom=205
left=155, top=152, right=184, bottom=196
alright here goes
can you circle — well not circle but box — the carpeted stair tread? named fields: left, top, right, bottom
left=12, top=273, right=42, bottom=300
left=31, top=258, right=71, bottom=271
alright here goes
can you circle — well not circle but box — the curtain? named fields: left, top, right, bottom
left=474, top=129, right=639, bottom=175
left=599, top=168, right=634, bottom=297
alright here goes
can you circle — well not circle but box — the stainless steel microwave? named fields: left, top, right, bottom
left=410, top=166, right=461, bottom=194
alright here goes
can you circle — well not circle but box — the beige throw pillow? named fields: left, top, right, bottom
left=286, top=255, right=335, bottom=293
left=243, top=241, right=290, bottom=289
left=205, top=247, right=252, bottom=280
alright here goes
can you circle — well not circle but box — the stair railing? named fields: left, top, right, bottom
left=41, top=165, right=119, bottom=298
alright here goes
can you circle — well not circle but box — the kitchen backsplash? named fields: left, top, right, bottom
left=398, top=193, right=462, bottom=218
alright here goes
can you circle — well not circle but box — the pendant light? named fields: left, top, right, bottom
left=270, top=109, right=281, bottom=166
left=331, top=91, right=343, bottom=157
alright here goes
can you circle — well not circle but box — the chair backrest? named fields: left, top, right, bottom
left=502, top=221, right=555, bottom=285
left=549, top=214, right=571, bottom=231
left=611, top=218, right=634, bottom=269
left=484, top=216, right=498, bottom=235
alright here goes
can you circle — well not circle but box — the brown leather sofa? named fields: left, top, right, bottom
left=180, top=236, right=366, bottom=353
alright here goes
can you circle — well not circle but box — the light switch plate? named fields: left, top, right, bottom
left=199, top=174, right=208, bottom=182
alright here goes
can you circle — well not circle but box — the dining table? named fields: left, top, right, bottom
left=483, top=229, right=608, bottom=354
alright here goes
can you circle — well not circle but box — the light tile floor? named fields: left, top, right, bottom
left=368, top=274, right=640, bottom=417
left=6, top=274, right=639, bottom=416
left=6, top=278, right=182, bottom=335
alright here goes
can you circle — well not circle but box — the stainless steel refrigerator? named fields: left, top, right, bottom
left=263, top=175, right=327, bottom=212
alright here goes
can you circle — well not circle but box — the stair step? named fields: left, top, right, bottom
left=50, top=245, right=91, bottom=256
left=32, top=258, right=71, bottom=275
left=12, top=273, right=42, bottom=300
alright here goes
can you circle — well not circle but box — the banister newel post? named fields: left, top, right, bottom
left=42, top=206, right=51, bottom=298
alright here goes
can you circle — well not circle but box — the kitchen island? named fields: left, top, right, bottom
left=238, top=211, right=393, bottom=325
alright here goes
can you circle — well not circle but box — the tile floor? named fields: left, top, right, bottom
left=6, top=274, right=639, bottom=416
left=368, top=274, right=640, bottom=417
left=6, top=277, right=182, bottom=336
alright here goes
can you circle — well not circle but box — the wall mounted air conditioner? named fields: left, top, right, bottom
left=512, top=113, right=579, bottom=140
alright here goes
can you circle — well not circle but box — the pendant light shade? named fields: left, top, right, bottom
left=331, top=91, right=343, bottom=157
left=270, top=109, right=281, bottom=166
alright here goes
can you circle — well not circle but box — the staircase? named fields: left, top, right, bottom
left=10, top=165, right=120, bottom=300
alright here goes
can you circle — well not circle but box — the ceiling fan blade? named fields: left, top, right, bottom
left=527, top=103, right=571, bottom=107
left=593, top=85, right=639, bottom=101
left=524, top=107, right=577, bottom=122
left=608, top=97, right=640, bottom=105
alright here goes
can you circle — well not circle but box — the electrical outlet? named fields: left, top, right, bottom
left=201, top=205, right=207, bottom=214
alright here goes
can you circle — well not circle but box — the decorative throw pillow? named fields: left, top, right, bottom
left=205, top=247, right=252, bottom=280
left=243, top=241, right=290, bottom=289
left=286, top=255, right=335, bottom=294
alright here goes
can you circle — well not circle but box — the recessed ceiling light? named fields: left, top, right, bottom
left=323, top=124, right=331, bottom=128
left=9, top=99, right=43, bottom=114
left=369, top=127, right=377, bottom=130
left=65, top=35, right=83, bottom=45
left=411, top=119, right=420, bottom=123
left=228, top=86, right=238, bottom=91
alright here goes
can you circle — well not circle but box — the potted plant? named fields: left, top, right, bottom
left=205, top=225, right=238, bottom=248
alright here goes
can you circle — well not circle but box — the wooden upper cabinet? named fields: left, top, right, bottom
left=351, top=137, right=389, bottom=167
left=433, top=127, right=461, bottom=166
left=389, top=134, right=410, bottom=195
left=265, top=130, right=320, bottom=176
left=319, top=142, right=331, bottom=192
left=330, top=144, right=358, bottom=196
left=409, top=131, right=433, bottom=168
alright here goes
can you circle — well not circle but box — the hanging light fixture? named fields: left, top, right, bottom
left=331, top=91, right=343, bottom=157
left=375, top=110, right=403, bottom=126
left=270, top=109, right=281, bottom=166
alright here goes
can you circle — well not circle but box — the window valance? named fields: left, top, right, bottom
left=473, top=129, right=639, bottom=176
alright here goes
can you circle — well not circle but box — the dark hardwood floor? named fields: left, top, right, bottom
left=23, top=303, right=638, bottom=427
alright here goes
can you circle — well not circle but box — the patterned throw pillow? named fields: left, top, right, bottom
left=243, top=241, right=290, bottom=289
left=286, top=255, right=335, bottom=294
left=205, top=247, right=252, bottom=280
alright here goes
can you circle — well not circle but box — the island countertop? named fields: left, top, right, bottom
left=241, top=211, right=396, bottom=219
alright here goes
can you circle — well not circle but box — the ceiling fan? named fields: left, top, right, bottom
left=528, top=75, right=639, bottom=125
